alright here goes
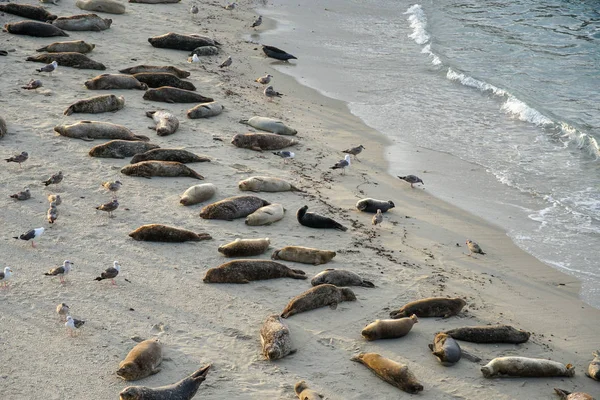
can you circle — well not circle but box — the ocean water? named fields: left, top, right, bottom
left=257, top=0, right=600, bottom=308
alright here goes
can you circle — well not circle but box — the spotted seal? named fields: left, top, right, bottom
left=281, top=284, right=356, bottom=318
left=119, top=65, right=190, bottom=78
left=0, top=4, right=57, bottom=22
left=37, top=40, right=95, bottom=54
left=356, top=198, right=395, bottom=213
left=119, top=365, right=210, bottom=400
left=231, top=132, right=297, bottom=151
left=187, top=102, right=224, bottom=119
left=4, top=21, right=68, bottom=37
left=131, top=149, right=207, bottom=164
left=85, top=74, right=147, bottom=90
left=271, top=246, right=336, bottom=266
left=89, top=140, right=159, bottom=158
left=294, top=381, right=322, bottom=400
left=351, top=353, right=423, bottom=394
left=260, top=315, right=295, bottom=361
left=481, top=357, right=575, bottom=378
left=203, top=260, right=306, bottom=284
left=143, top=87, right=213, bottom=104
left=428, top=333, right=461, bottom=366
left=55, top=121, right=148, bottom=141
left=148, top=32, right=220, bottom=51
left=238, top=176, right=301, bottom=192
left=145, top=111, right=179, bottom=136
left=297, top=205, right=347, bottom=231
left=129, top=224, right=211, bottom=242
left=189, top=46, right=219, bottom=56
left=64, top=94, right=124, bottom=115
left=133, top=73, right=195, bottom=90
left=389, top=297, right=466, bottom=319
left=199, top=196, right=270, bottom=220
left=587, top=351, right=600, bottom=380
left=27, top=52, right=105, bottom=70
left=52, top=14, right=112, bottom=31
left=76, top=0, right=126, bottom=14
left=121, top=161, right=204, bottom=179
left=443, top=325, right=530, bottom=344
left=311, top=269, right=374, bottom=288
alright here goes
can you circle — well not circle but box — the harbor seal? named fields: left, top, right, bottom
left=281, top=284, right=356, bottom=318
left=129, top=224, right=211, bottom=242
left=0, top=4, right=57, bottom=22
left=89, top=140, right=159, bottom=158
left=187, top=102, right=224, bottom=119
left=294, top=381, right=322, bottom=400
left=143, top=87, right=213, bottom=104
left=27, top=52, right=105, bottom=70
left=218, top=238, right=270, bottom=257
left=180, top=183, right=216, bottom=206
left=231, top=132, right=297, bottom=151
left=119, top=65, right=190, bottom=78
left=148, top=33, right=220, bottom=51
left=356, top=198, right=395, bottom=213
left=311, top=269, right=374, bottom=288
left=0, top=116, right=6, bottom=139
left=119, top=365, right=210, bottom=400
left=362, top=315, right=418, bottom=341
left=203, top=260, right=306, bottom=284
left=189, top=46, right=219, bottom=56
left=55, top=121, right=147, bottom=141
left=481, top=357, right=575, bottom=378
left=389, top=297, right=466, bottom=319
left=297, top=205, right=348, bottom=231
left=121, top=161, right=204, bottom=179
left=4, top=21, right=68, bottom=37
left=117, top=339, right=163, bottom=381
left=37, top=40, right=95, bottom=54
left=443, top=325, right=530, bottom=344
left=64, top=95, right=124, bottom=115
left=240, top=116, right=297, bottom=136
left=129, top=0, right=181, bottom=3
left=85, top=74, right=147, bottom=90
left=271, top=246, right=336, bottom=265
left=428, top=333, right=461, bottom=366
left=76, top=0, right=126, bottom=14
left=145, top=110, right=179, bottom=136
left=260, top=315, right=295, bottom=361
left=133, top=73, right=195, bottom=90
left=52, top=14, right=112, bottom=31
left=553, top=388, right=594, bottom=400
left=238, top=176, right=301, bottom=192
left=199, top=196, right=270, bottom=220
left=132, top=149, right=207, bottom=164
left=586, top=351, right=600, bottom=380
left=351, top=353, right=423, bottom=394
left=245, top=203, right=285, bottom=226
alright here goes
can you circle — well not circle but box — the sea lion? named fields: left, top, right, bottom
left=356, top=198, right=395, bottom=213
left=4, top=21, right=68, bottom=37
left=260, top=315, right=295, bottom=361
left=89, top=140, right=159, bottom=158
left=133, top=73, right=195, bottom=90
left=553, top=388, right=594, bottom=400
left=586, top=351, right=600, bottom=380
left=37, top=40, right=95, bottom=54
left=297, top=205, right=347, bottom=231
left=145, top=111, right=179, bottom=136
left=129, top=0, right=181, bottom=3
left=0, top=116, right=6, bottom=139
left=76, top=0, right=126, bottom=14
left=189, top=46, right=219, bottom=56
left=85, top=74, right=147, bottom=90
left=481, top=357, right=575, bottom=378
left=117, top=339, right=162, bottom=381
left=428, top=333, right=461, bottom=366
left=119, top=365, right=210, bottom=400
left=203, top=260, right=306, bottom=284
left=238, top=176, right=301, bottom=192
left=180, top=183, right=216, bottom=206
left=362, top=315, right=418, bottom=341
left=64, top=94, right=124, bottom=115
left=52, top=14, right=112, bottom=31
left=218, top=238, right=270, bottom=257
left=148, top=33, right=220, bottom=51
left=245, top=204, right=285, bottom=226
left=119, top=65, right=190, bottom=78
left=121, top=161, right=204, bottom=179
left=389, top=297, right=466, bottom=319
left=200, top=196, right=270, bottom=221
left=443, top=325, right=530, bottom=344
left=55, top=121, right=148, bottom=141
left=27, top=52, right=105, bottom=70
left=129, top=224, right=211, bottom=242
left=187, top=102, right=224, bottom=119
left=0, top=4, right=57, bottom=22
left=271, top=246, right=336, bottom=266
left=281, top=284, right=356, bottom=318
left=231, top=132, right=297, bottom=151
left=311, top=269, right=374, bottom=288
left=143, top=87, right=213, bottom=104
left=294, top=381, right=322, bottom=400
left=240, top=116, right=297, bottom=136
left=351, top=353, right=423, bottom=394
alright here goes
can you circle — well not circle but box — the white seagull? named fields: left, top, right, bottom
left=65, top=315, right=85, bottom=337
left=44, top=260, right=73, bottom=284
left=14, top=227, right=45, bottom=247
left=36, top=60, right=57, bottom=76
left=330, top=154, right=351, bottom=175
left=0, top=267, right=13, bottom=289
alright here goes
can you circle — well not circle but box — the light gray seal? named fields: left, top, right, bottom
left=55, top=121, right=148, bottom=141
left=37, top=40, right=95, bottom=54
left=119, top=65, right=190, bottom=78
left=199, top=196, right=270, bottom=220
left=361, top=315, right=418, bottom=341
left=553, top=388, right=594, bottom=400
left=189, top=46, right=219, bottom=56
left=240, top=116, right=297, bottom=136
left=64, top=94, right=124, bottom=115
left=89, top=140, right=159, bottom=158
left=238, top=176, right=301, bottom=192
left=245, top=204, right=285, bottom=226
left=481, top=357, right=575, bottom=378
left=356, top=198, right=395, bottom=213
left=443, top=325, right=530, bottom=344
left=119, top=365, right=210, bottom=400
left=148, top=32, right=220, bottom=51
left=121, top=161, right=204, bottom=179
left=145, top=110, right=179, bottom=136
left=27, top=52, right=105, bottom=70
left=143, top=87, right=213, bottom=104
left=231, top=132, right=297, bottom=151
left=85, top=74, right=147, bottom=90
left=271, top=246, right=336, bottom=265
left=311, top=269, right=374, bottom=288
left=281, top=284, right=356, bottom=318
left=0, top=116, right=6, bottom=139
left=76, top=0, right=126, bottom=14
left=218, top=238, right=270, bottom=257
left=180, top=184, right=216, bottom=206
left=131, top=149, right=208, bottom=164
left=187, top=102, right=224, bottom=119
left=133, top=73, right=195, bottom=90
left=260, top=315, right=295, bottom=361
left=587, top=350, right=600, bottom=380
left=203, top=260, right=306, bottom=284
left=52, top=14, right=112, bottom=31
left=4, top=21, right=68, bottom=37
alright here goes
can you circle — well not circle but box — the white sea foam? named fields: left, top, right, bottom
left=421, top=44, right=441, bottom=65
left=405, top=4, right=430, bottom=45
left=446, top=68, right=507, bottom=96
left=501, top=97, right=553, bottom=126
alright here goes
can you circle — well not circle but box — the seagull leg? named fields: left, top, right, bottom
left=111, top=279, right=117, bottom=286
left=31, top=241, right=36, bottom=248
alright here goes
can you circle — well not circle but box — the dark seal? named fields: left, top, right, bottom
left=443, top=325, right=530, bottom=344
left=119, top=365, right=210, bottom=400
left=389, top=297, right=466, bottom=319
left=297, top=205, right=347, bottom=231
left=203, top=260, right=306, bottom=283
left=281, top=284, right=356, bottom=318
left=133, top=72, right=196, bottom=90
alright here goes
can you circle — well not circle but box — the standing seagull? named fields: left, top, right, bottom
left=251, top=15, right=262, bottom=29
left=273, top=151, right=295, bottom=163
left=187, top=54, right=200, bottom=64
left=102, top=180, right=121, bottom=196
left=264, top=85, right=283, bottom=102
left=95, top=261, right=120, bottom=285
left=43, top=171, right=63, bottom=186
left=342, top=145, right=365, bottom=161
left=0, top=267, right=13, bottom=289
left=96, top=199, right=119, bottom=218
left=372, top=209, right=383, bottom=226
left=48, top=194, right=62, bottom=205
left=224, top=2, right=236, bottom=11
left=465, top=239, right=486, bottom=256
left=398, top=175, right=424, bottom=188
left=65, top=316, right=85, bottom=337
left=219, top=56, right=232, bottom=68
left=36, top=60, right=58, bottom=76
left=56, top=303, right=70, bottom=321
left=5, top=151, right=28, bottom=168
left=47, top=202, right=58, bottom=224
left=330, top=154, right=351, bottom=175
left=44, top=260, right=73, bottom=284
left=14, top=227, right=45, bottom=248
left=10, top=188, right=31, bottom=201
left=255, top=74, right=272, bottom=85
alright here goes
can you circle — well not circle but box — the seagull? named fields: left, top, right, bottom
left=21, top=79, right=43, bottom=90
left=264, top=85, right=283, bottom=101
left=14, top=227, right=45, bottom=248
left=330, top=154, right=351, bottom=175
left=0, top=267, right=13, bottom=289
left=466, top=239, right=486, bottom=256
left=255, top=74, right=272, bottom=85
left=219, top=56, right=232, bottom=68
left=44, top=260, right=73, bottom=284
left=48, top=194, right=62, bottom=205
left=273, top=151, right=295, bottom=163
left=397, top=175, right=424, bottom=188
left=190, top=4, right=198, bottom=17
left=96, top=199, right=119, bottom=218
left=36, top=60, right=58, bottom=76
left=56, top=303, right=70, bottom=321
left=47, top=202, right=58, bottom=224
left=5, top=151, right=28, bottom=168
left=251, top=15, right=262, bottom=29
left=10, top=188, right=31, bottom=201
left=187, top=54, right=200, bottom=64
left=372, top=209, right=383, bottom=226
left=95, top=261, right=120, bottom=285
left=343, top=144, right=365, bottom=161
left=224, top=2, right=236, bottom=11
left=65, top=315, right=85, bottom=337
left=102, top=180, right=121, bottom=196
left=43, top=171, right=63, bottom=186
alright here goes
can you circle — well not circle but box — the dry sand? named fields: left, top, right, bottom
left=1, top=1, right=599, bottom=399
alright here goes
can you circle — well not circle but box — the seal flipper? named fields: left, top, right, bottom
left=150, top=368, right=161, bottom=376
left=81, top=136, right=95, bottom=142
left=329, top=302, right=338, bottom=310
left=361, top=280, right=375, bottom=288
left=288, top=269, right=307, bottom=280
left=133, top=134, right=150, bottom=141
left=461, top=349, right=481, bottom=363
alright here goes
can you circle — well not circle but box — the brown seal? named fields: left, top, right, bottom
left=89, top=140, right=159, bottom=158
left=133, top=73, right=195, bottom=90
left=148, top=32, right=220, bottom=51
left=554, top=388, right=594, bottom=400
left=187, top=102, right=224, bottom=119
left=119, top=65, right=190, bottom=78
left=4, top=21, right=68, bottom=37
left=294, top=381, right=322, bottom=400
left=203, top=260, right=306, bottom=284
left=231, top=132, right=297, bottom=151
left=119, top=365, right=210, bottom=400
left=351, top=352, right=423, bottom=394
left=260, top=315, right=295, bottom=361
left=129, top=224, right=211, bottom=242
left=199, top=196, right=270, bottom=220
left=180, top=184, right=216, bottom=206
left=428, top=333, right=462, bottom=365
left=52, top=14, right=112, bottom=31
left=245, top=204, right=285, bottom=226
left=361, top=315, right=418, bottom=341
left=481, top=357, right=575, bottom=378
left=85, top=74, right=147, bottom=90
left=27, top=52, right=105, bottom=70
left=586, top=351, right=600, bottom=380
left=271, top=246, right=336, bottom=265
left=145, top=111, right=179, bottom=136
left=121, top=161, right=204, bottom=179
left=55, top=121, right=147, bottom=141
left=117, top=339, right=163, bottom=381
left=143, top=87, right=213, bottom=104
left=443, top=325, right=530, bottom=344
left=64, top=95, right=124, bottom=115
left=356, top=198, right=395, bottom=213
left=76, top=0, right=126, bottom=14
left=389, top=297, right=466, bottom=319
left=218, top=238, right=270, bottom=257
left=0, top=4, right=57, bottom=22
left=238, top=176, right=301, bottom=192
left=37, top=40, right=95, bottom=54
left=311, top=269, right=374, bottom=288
left=281, top=284, right=356, bottom=318
left=131, top=149, right=207, bottom=164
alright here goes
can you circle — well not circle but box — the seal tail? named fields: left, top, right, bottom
left=132, top=134, right=150, bottom=142
left=289, top=184, right=305, bottom=192
left=189, top=169, right=205, bottom=180
left=63, top=106, right=74, bottom=116
left=190, top=364, right=211, bottom=381
left=360, top=280, right=375, bottom=288
left=333, top=221, right=348, bottom=232
left=239, top=118, right=250, bottom=125
left=270, top=250, right=280, bottom=260
left=289, top=269, right=307, bottom=279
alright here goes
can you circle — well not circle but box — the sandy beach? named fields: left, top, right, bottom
left=1, top=1, right=599, bottom=399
